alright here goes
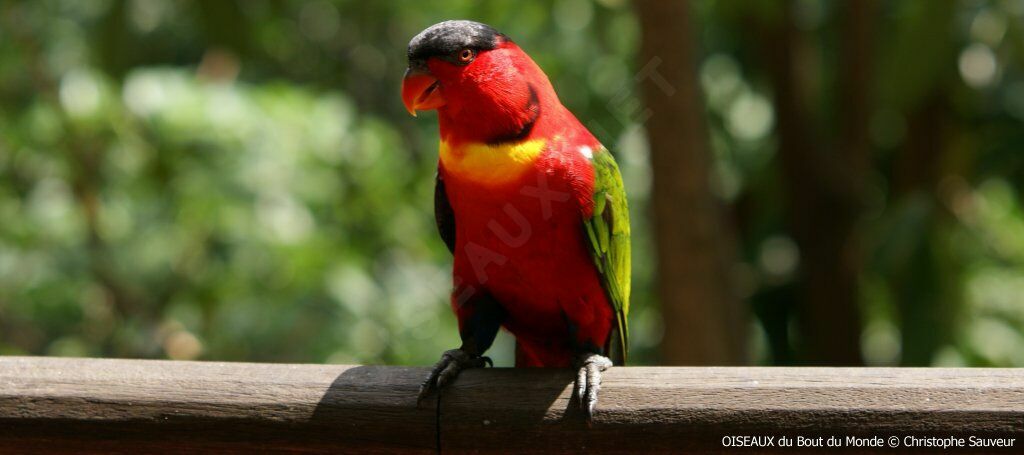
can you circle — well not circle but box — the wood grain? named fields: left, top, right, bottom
left=2, top=357, right=1023, bottom=453
left=0, top=357, right=437, bottom=453
left=441, top=367, right=1024, bottom=453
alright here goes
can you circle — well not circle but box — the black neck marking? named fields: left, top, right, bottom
left=486, top=84, right=540, bottom=146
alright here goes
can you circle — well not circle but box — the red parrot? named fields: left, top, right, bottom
left=402, top=20, right=630, bottom=419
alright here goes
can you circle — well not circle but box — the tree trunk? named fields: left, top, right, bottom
left=893, top=96, right=961, bottom=366
left=635, top=0, right=747, bottom=365
left=761, top=0, right=875, bottom=365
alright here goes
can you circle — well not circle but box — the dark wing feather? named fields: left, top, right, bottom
left=435, top=171, right=456, bottom=254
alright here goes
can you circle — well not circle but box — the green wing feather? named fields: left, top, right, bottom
left=583, top=146, right=631, bottom=365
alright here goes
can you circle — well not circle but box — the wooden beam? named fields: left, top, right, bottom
left=2, top=357, right=1023, bottom=453
left=0, top=357, right=435, bottom=453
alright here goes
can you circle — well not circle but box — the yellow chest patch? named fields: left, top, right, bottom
left=439, top=139, right=547, bottom=186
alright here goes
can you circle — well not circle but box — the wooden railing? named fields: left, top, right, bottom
left=2, top=357, right=1023, bottom=453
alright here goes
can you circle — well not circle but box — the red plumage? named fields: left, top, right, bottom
left=430, top=39, right=612, bottom=367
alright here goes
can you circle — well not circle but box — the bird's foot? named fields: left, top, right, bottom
left=417, top=349, right=492, bottom=404
left=574, top=352, right=613, bottom=424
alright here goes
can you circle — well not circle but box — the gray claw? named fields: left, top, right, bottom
left=418, top=349, right=490, bottom=404
left=573, top=353, right=612, bottom=423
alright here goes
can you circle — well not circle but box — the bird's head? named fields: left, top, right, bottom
left=402, top=20, right=551, bottom=144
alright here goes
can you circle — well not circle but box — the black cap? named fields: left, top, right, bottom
left=407, top=20, right=505, bottom=62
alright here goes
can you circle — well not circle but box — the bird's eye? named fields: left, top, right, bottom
left=457, top=49, right=476, bottom=63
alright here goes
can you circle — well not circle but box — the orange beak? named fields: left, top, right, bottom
left=401, top=67, right=445, bottom=116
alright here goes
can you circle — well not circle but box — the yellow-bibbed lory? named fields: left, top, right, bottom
left=403, top=20, right=630, bottom=420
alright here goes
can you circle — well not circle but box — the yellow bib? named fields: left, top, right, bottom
left=439, top=139, right=547, bottom=186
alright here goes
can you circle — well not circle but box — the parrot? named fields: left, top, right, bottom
left=402, top=20, right=630, bottom=420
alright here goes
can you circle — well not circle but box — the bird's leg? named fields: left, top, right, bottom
left=418, top=291, right=504, bottom=404
left=574, top=352, right=613, bottom=423
left=417, top=348, right=492, bottom=403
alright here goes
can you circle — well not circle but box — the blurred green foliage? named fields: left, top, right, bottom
left=0, top=0, right=658, bottom=365
left=700, top=0, right=1024, bottom=367
left=1, top=0, right=1023, bottom=367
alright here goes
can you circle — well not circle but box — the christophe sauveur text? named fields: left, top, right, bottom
left=721, top=435, right=1016, bottom=448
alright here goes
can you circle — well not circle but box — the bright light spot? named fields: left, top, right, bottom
left=28, top=178, right=74, bottom=225
left=968, top=318, right=1024, bottom=366
left=972, top=178, right=1024, bottom=259
left=968, top=267, right=1024, bottom=319
left=971, top=9, right=1007, bottom=46
left=164, top=330, right=203, bottom=360
left=326, top=265, right=381, bottom=316
left=123, top=71, right=168, bottom=116
left=257, top=192, right=314, bottom=244
left=758, top=235, right=799, bottom=280
left=712, top=160, right=742, bottom=201
left=129, top=0, right=172, bottom=33
left=700, top=54, right=742, bottom=110
left=594, top=0, right=625, bottom=8
left=578, top=146, right=593, bottom=159
left=59, top=69, right=101, bottom=117
left=727, top=91, right=774, bottom=141
left=861, top=320, right=901, bottom=365
left=748, top=318, right=769, bottom=364
left=207, top=87, right=249, bottom=133
left=931, top=346, right=965, bottom=367
left=959, top=43, right=998, bottom=89
left=554, top=0, right=593, bottom=32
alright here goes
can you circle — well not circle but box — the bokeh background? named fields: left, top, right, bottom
left=2, top=0, right=1023, bottom=367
